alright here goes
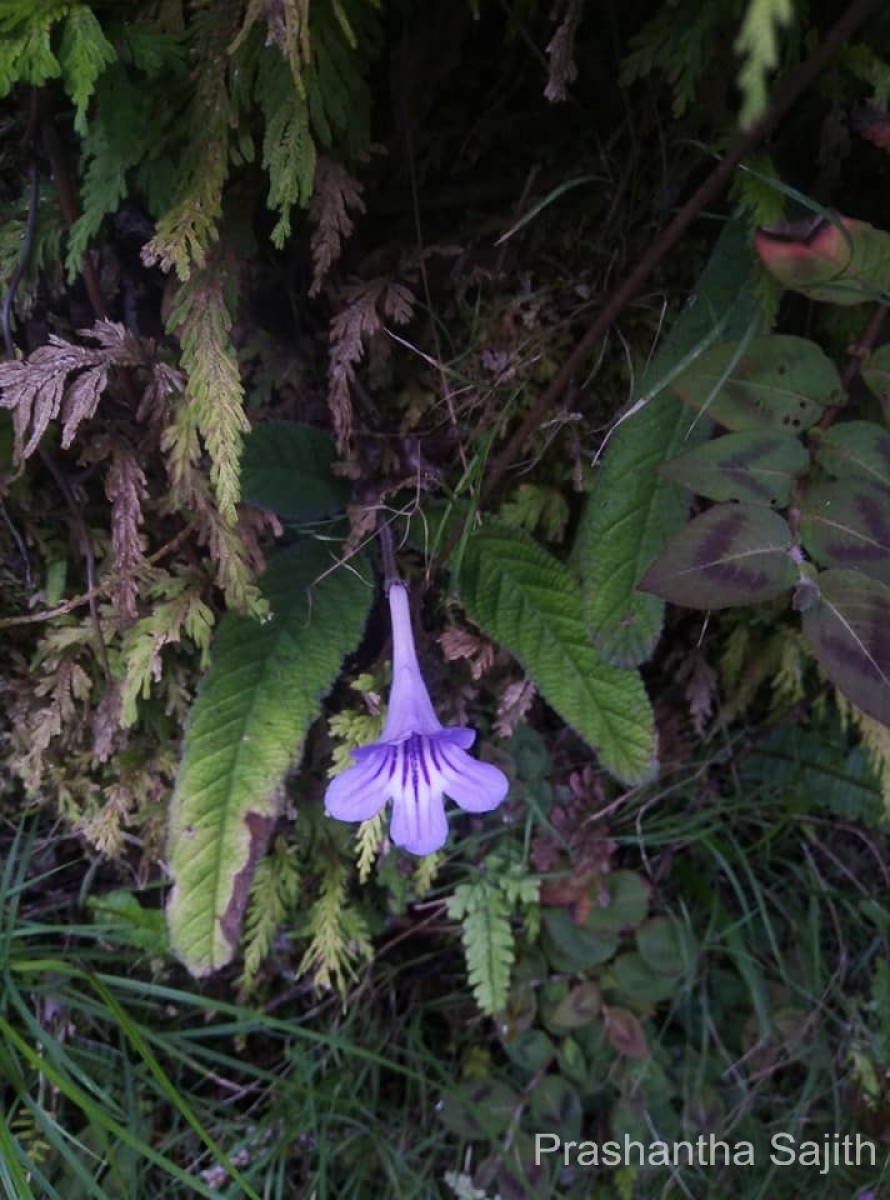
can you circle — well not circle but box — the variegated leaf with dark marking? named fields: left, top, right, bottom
left=659, top=430, right=808, bottom=507
left=671, top=335, right=841, bottom=432
left=802, top=569, right=890, bottom=726
left=638, top=502, right=797, bottom=609
left=801, top=481, right=890, bottom=587
left=812, top=420, right=890, bottom=490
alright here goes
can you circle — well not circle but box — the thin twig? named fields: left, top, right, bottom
left=0, top=521, right=198, bottom=630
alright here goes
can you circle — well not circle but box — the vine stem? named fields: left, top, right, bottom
left=433, top=0, right=879, bottom=571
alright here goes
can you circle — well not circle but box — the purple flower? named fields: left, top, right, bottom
left=325, top=582, right=509, bottom=855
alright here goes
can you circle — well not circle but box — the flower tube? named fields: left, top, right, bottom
left=325, top=582, right=508, bottom=855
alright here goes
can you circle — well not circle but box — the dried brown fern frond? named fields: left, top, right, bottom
left=494, top=678, right=536, bottom=738
left=327, top=277, right=416, bottom=447
left=308, top=156, right=366, bottom=297
left=0, top=320, right=153, bottom=461
left=545, top=0, right=584, bottom=103
left=105, top=447, right=148, bottom=623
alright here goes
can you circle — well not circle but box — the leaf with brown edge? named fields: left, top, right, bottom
left=812, top=421, right=890, bottom=490
left=603, top=1005, right=649, bottom=1060
left=659, top=430, right=808, bottom=507
left=638, top=503, right=797, bottom=609
left=755, top=213, right=890, bottom=305
left=802, top=569, right=890, bottom=727
left=801, top=481, right=890, bottom=587
left=671, top=335, right=841, bottom=433
left=166, top=539, right=372, bottom=976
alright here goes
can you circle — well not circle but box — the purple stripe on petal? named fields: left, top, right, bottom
left=389, top=767, right=448, bottom=855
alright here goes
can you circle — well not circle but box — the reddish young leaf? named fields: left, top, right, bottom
left=638, top=503, right=797, bottom=609
left=801, top=481, right=890, bottom=587
left=755, top=213, right=890, bottom=305
left=850, top=104, right=890, bottom=154
left=802, top=569, right=890, bottom=726
left=603, top=1005, right=649, bottom=1060
left=671, top=335, right=840, bottom=432
left=659, top=430, right=808, bottom=507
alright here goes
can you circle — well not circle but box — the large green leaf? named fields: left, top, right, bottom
left=167, top=541, right=372, bottom=975
left=638, top=503, right=797, bottom=609
left=801, top=480, right=890, bottom=586
left=812, top=420, right=890, bottom=489
left=801, top=569, right=890, bottom=726
left=457, top=522, right=657, bottom=784
left=755, top=213, right=890, bottom=305
left=577, top=220, right=762, bottom=666
left=659, top=430, right=808, bottom=507
left=671, top=335, right=841, bottom=432
left=240, top=421, right=348, bottom=519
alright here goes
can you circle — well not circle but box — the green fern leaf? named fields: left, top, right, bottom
left=298, top=851, right=373, bottom=991
left=167, top=264, right=249, bottom=524
left=577, top=220, right=762, bottom=666
left=256, top=50, right=316, bottom=249
left=240, top=835, right=302, bottom=988
left=0, top=31, right=55, bottom=94
left=141, top=4, right=239, bottom=278
left=58, top=6, right=116, bottom=134
left=457, top=522, right=656, bottom=785
left=166, top=540, right=372, bottom=976
left=735, top=0, right=794, bottom=129
left=305, top=0, right=376, bottom=152
left=448, top=877, right=515, bottom=1016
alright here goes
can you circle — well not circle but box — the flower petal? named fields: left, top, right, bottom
left=433, top=741, right=510, bottom=814
left=382, top=583, right=442, bottom=738
left=388, top=736, right=448, bottom=855
left=324, top=747, right=393, bottom=823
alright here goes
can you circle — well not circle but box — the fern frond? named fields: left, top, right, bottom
left=447, top=876, right=515, bottom=1016
left=734, top=0, right=794, bottom=128
left=233, top=0, right=311, bottom=93
left=0, top=6, right=64, bottom=95
left=240, top=835, right=302, bottom=989
left=413, top=852, right=441, bottom=899
left=141, top=3, right=241, bottom=278
left=0, top=321, right=151, bottom=460
left=851, top=710, right=890, bottom=822
left=58, top=6, right=116, bottom=134
left=620, top=0, right=738, bottom=118
left=256, top=49, right=316, bottom=249
left=308, top=156, right=365, bottom=296
left=355, top=811, right=386, bottom=883
left=166, top=262, right=248, bottom=524
left=105, top=446, right=148, bottom=623
left=298, top=853, right=372, bottom=993
left=116, top=572, right=214, bottom=727
left=499, top=483, right=569, bottom=543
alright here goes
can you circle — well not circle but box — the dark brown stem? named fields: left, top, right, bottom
left=434, top=0, right=878, bottom=572
left=840, top=304, right=885, bottom=390
left=38, top=98, right=108, bottom=320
